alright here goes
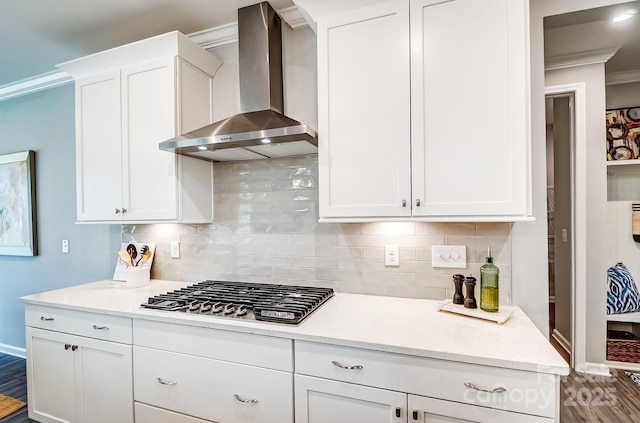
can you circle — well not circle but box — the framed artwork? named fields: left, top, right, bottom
left=606, top=107, right=640, bottom=161
left=0, top=151, right=37, bottom=256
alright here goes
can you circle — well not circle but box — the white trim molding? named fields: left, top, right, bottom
left=0, top=71, right=73, bottom=103
left=0, top=342, right=26, bottom=359
left=0, top=5, right=308, bottom=103
left=606, top=69, right=640, bottom=86
left=575, top=362, right=611, bottom=377
left=545, top=82, right=587, bottom=373
left=545, top=47, right=620, bottom=71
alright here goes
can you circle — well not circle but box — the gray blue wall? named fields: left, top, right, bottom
left=0, top=85, right=120, bottom=354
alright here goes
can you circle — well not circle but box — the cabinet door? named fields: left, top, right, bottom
left=317, top=0, right=411, bottom=218
left=134, top=346, right=293, bottom=423
left=78, top=336, right=133, bottom=423
left=121, top=58, right=178, bottom=220
left=410, top=0, right=529, bottom=217
left=75, top=71, right=123, bottom=221
left=408, top=394, right=552, bottom=423
left=26, top=328, right=77, bottom=423
left=295, top=375, right=405, bottom=423
left=26, top=327, right=134, bottom=423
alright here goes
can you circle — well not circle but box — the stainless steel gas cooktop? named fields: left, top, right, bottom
left=140, top=280, right=334, bottom=325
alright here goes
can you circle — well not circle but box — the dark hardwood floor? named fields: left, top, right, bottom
left=0, top=354, right=35, bottom=423
left=1, top=352, right=640, bottom=422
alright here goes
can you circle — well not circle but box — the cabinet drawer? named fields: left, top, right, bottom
left=25, top=304, right=132, bottom=344
left=135, top=402, right=209, bottom=423
left=295, top=341, right=557, bottom=418
left=134, top=319, right=292, bottom=371
left=134, top=346, right=293, bottom=423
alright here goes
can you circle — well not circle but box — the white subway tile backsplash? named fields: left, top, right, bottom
left=124, top=155, right=513, bottom=303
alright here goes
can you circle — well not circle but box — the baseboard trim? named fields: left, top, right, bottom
left=575, top=362, right=611, bottom=377
left=0, top=343, right=26, bottom=359
left=551, top=329, right=571, bottom=355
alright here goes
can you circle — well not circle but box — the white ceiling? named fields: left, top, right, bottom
left=2, top=1, right=639, bottom=89
left=544, top=1, right=640, bottom=75
left=0, top=0, right=294, bottom=87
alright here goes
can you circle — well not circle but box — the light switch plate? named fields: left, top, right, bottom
left=170, top=241, right=180, bottom=259
left=431, top=245, right=466, bottom=268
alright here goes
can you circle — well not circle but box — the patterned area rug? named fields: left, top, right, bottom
left=626, top=371, right=640, bottom=388
left=0, top=394, right=25, bottom=419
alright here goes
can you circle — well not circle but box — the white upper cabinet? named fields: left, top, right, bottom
left=317, top=0, right=411, bottom=219
left=58, top=31, right=222, bottom=223
left=410, top=0, right=530, bottom=218
left=307, top=0, right=531, bottom=221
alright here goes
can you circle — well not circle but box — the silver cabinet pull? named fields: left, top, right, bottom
left=331, top=360, right=363, bottom=370
left=416, top=199, right=421, bottom=207
left=402, top=200, right=407, bottom=207
left=121, top=208, right=127, bottom=213
left=157, top=377, right=177, bottom=386
left=234, top=394, right=258, bottom=404
left=464, top=382, right=507, bottom=393
left=395, top=407, right=401, bottom=417
left=115, top=208, right=121, bottom=214
left=71, top=345, right=78, bottom=352
left=40, top=316, right=54, bottom=321
left=64, top=344, right=71, bottom=350
left=92, top=325, right=109, bottom=330
left=412, top=409, right=418, bottom=420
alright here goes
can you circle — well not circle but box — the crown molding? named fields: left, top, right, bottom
left=545, top=47, right=620, bottom=71
left=0, top=5, right=308, bottom=103
left=0, top=71, right=73, bottom=102
left=606, top=69, right=640, bottom=86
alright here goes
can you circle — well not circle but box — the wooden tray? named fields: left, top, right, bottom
left=438, top=299, right=513, bottom=324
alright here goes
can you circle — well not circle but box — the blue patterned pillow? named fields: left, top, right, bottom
left=607, top=262, right=640, bottom=314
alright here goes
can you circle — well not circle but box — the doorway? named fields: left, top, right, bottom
left=545, top=92, right=576, bottom=366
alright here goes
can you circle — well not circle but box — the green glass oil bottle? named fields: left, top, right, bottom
left=480, top=247, right=499, bottom=312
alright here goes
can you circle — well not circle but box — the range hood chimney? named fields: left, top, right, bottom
left=159, top=2, right=317, bottom=161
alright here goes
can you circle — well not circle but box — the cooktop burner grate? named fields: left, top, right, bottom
left=140, top=280, right=334, bottom=325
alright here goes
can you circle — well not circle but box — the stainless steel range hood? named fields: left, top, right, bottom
left=159, top=2, right=317, bottom=162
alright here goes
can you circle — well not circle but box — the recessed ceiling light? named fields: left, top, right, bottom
left=198, top=146, right=207, bottom=150
left=612, top=12, right=635, bottom=22
left=260, top=138, right=271, bottom=144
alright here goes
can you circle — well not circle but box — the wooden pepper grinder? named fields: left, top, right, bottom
left=464, top=275, right=477, bottom=309
left=452, top=274, right=465, bottom=305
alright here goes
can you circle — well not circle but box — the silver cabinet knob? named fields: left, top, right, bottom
left=416, top=199, right=421, bottom=207
left=121, top=208, right=127, bottom=214
left=402, top=200, right=407, bottom=207
left=115, top=208, right=121, bottom=214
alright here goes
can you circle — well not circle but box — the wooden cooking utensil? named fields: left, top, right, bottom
left=118, top=250, right=133, bottom=267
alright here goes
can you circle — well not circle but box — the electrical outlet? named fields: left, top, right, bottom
left=61, top=239, right=69, bottom=254
left=385, top=245, right=399, bottom=267
left=431, top=245, right=466, bottom=268
left=170, top=241, right=180, bottom=259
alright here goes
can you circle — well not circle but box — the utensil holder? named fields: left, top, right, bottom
left=125, top=267, right=150, bottom=288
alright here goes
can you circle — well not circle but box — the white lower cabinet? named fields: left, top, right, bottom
left=135, top=403, right=210, bottom=423
left=132, top=319, right=294, bottom=423
left=295, top=375, right=405, bottom=423
left=26, top=327, right=133, bottom=423
left=408, top=395, right=551, bottom=423
left=294, top=341, right=557, bottom=423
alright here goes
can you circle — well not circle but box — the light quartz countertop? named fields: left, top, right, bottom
left=21, top=279, right=569, bottom=376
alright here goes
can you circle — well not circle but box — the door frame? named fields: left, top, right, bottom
left=544, top=82, right=586, bottom=370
